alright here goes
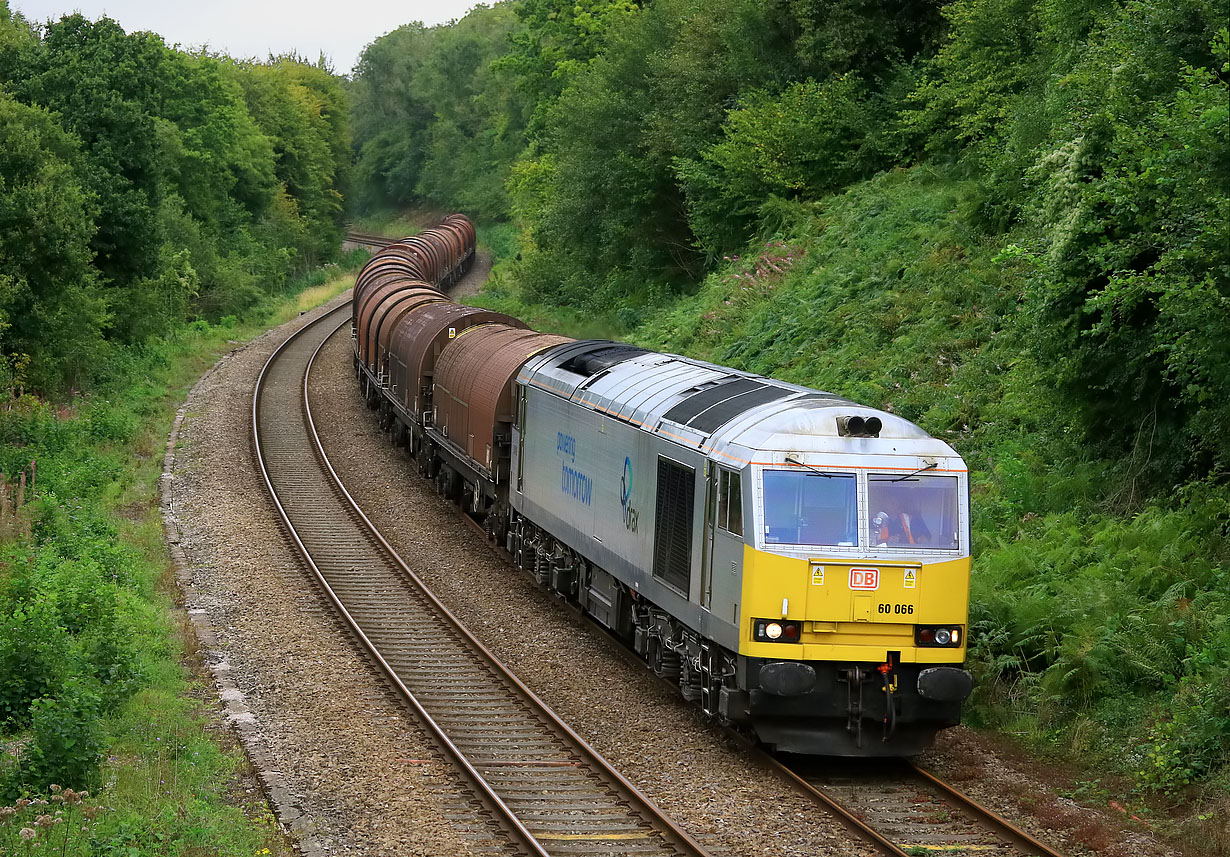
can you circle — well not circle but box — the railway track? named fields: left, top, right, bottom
left=253, top=304, right=712, bottom=857
left=775, top=757, right=1065, bottom=857
left=344, top=229, right=392, bottom=249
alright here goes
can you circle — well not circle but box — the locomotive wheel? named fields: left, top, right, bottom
left=649, top=638, right=682, bottom=684
left=679, top=658, right=702, bottom=702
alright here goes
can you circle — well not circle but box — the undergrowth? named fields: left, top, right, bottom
left=0, top=256, right=360, bottom=854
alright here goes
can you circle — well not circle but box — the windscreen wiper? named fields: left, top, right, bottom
left=888, top=461, right=939, bottom=482
left=784, top=455, right=838, bottom=477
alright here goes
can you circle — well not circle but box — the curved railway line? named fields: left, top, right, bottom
left=252, top=292, right=1070, bottom=857
left=252, top=303, right=712, bottom=857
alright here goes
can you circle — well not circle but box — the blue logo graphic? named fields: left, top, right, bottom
left=620, top=455, right=639, bottom=532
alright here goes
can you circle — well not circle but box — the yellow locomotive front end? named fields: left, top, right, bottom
left=720, top=413, right=972, bottom=755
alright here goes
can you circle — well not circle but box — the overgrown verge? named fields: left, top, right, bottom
left=0, top=256, right=363, bottom=854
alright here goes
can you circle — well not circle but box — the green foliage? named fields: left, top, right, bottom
left=0, top=13, right=349, bottom=396
left=16, top=15, right=173, bottom=295
left=1023, top=27, right=1230, bottom=481
left=503, top=0, right=949, bottom=305
left=235, top=56, right=349, bottom=268
left=9, top=679, right=106, bottom=795
left=0, top=596, right=72, bottom=728
left=907, top=0, right=1042, bottom=152
left=0, top=269, right=348, bottom=850
left=677, top=75, right=887, bottom=255
left=0, top=93, right=106, bottom=391
left=349, top=8, right=526, bottom=219
left=970, top=488, right=1230, bottom=791
left=498, top=0, right=639, bottom=133
left=0, top=1, right=35, bottom=90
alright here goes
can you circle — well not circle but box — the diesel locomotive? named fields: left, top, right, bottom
left=352, top=215, right=973, bottom=756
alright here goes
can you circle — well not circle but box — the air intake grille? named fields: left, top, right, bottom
left=662, top=376, right=790, bottom=434
left=653, top=457, right=695, bottom=593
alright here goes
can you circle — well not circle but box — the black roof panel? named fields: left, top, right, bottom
left=662, top=376, right=792, bottom=435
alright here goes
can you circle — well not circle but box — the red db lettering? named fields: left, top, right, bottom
left=849, top=567, right=880, bottom=591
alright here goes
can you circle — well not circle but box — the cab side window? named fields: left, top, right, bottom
left=716, top=469, right=743, bottom=537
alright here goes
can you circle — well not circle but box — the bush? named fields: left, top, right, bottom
left=677, top=75, right=885, bottom=255
left=0, top=597, right=72, bottom=728
left=5, top=679, right=105, bottom=796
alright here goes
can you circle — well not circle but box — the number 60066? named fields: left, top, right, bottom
left=878, top=603, right=913, bottom=615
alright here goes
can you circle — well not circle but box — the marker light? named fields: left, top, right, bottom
left=755, top=618, right=803, bottom=643
left=915, top=625, right=964, bottom=647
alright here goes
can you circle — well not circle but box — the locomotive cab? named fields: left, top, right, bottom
left=720, top=406, right=973, bottom=755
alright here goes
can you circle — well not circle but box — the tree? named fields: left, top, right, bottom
left=235, top=57, right=348, bottom=268
left=0, top=94, right=106, bottom=391
left=1027, top=24, right=1230, bottom=481
left=17, top=15, right=174, bottom=306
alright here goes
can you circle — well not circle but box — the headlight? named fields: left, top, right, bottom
left=915, top=625, right=964, bottom=647
left=754, top=619, right=802, bottom=643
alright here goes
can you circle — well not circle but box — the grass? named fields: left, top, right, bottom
left=475, top=221, right=518, bottom=266
left=287, top=271, right=356, bottom=318
left=347, top=210, right=421, bottom=238
left=465, top=275, right=627, bottom=339
left=0, top=253, right=366, bottom=855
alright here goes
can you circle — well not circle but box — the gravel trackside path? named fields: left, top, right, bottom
left=167, top=296, right=495, bottom=856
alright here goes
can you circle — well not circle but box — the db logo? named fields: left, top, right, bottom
left=849, top=567, right=880, bottom=590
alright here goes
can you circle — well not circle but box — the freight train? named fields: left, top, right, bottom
left=350, top=215, right=973, bottom=755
